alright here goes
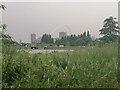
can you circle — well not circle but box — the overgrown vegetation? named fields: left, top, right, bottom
left=2, top=42, right=118, bottom=88
left=1, top=4, right=119, bottom=88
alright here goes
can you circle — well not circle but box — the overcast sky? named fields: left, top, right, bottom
left=2, top=2, right=118, bottom=43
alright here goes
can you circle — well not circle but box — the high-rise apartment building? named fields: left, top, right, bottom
left=31, top=33, right=36, bottom=44
left=59, top=32, right=67, bottom=39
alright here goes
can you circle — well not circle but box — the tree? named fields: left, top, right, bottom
left=41, top=34, right=54, bottom=44
left=0, top=4, right=6, bottom=10
left=82, top=32, right=86, bottom=39
left=87, top=31, right=90, bottom=37
left=55, top=32, right=92, bottom=46
left=86, top=31, right=92, bottom=44
left=0, top=5, right=18, bottom=45
left=99, top=16, right=120, bottom=42
left=0, top=4, right=7, bottom=30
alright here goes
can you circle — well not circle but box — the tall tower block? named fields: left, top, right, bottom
left=59, top=32, right=67, bottom=39
left=31, top=33, right=36, bottom=46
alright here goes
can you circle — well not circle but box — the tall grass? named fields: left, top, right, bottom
left=2, top=42, right=118, bottom=88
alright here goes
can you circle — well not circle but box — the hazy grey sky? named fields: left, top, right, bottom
left=2, top=2, right=118, bottom=43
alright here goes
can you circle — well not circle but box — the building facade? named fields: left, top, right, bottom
left=31, top=33, right=36, bottom=44
left=59, top=32, right=67, bottom=39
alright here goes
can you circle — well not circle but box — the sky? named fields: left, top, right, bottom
left=2, top=2, right=118, bottom=43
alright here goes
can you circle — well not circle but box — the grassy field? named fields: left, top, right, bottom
left=2, top=42, right=119, bottom=88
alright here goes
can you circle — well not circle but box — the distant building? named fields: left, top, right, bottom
left=19, top=40, right=22, bottom=44
left=31, top=33, right=36, bottom=44
left=36, top=37, right=41, bottom=43
left=59, top=32, right=67, bottom=39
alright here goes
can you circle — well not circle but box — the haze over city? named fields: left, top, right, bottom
left=2, top=2, right=118, bottom=43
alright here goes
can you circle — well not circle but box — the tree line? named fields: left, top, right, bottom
left=41, top=16, right=120, bottom=46
left=1, top=4, right=120, bottom=46
left=41, top=31, right=92, bottom=46
left=53, top=31, right=91, bottom=46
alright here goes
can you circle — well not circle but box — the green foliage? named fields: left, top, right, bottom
left=41, top=32, right=92, bottom=46
left=99, top=16, right=120, bottom=42
left=0, top=25, right=18, bottom=46
left=2, top=34, right=18, bottom=45
left=2, top=42, right=118, bottom=88
left=41, top=34, right=54, bottom=44
left=55, top=31, right=92, bottom=46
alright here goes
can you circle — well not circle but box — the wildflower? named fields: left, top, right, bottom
left=42, top=64, right=49, bottom=67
